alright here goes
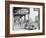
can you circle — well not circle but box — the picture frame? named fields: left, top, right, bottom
left=5, top=1, right=45, bottom=37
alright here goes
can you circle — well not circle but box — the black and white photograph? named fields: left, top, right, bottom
left=13, top=7, right=40, bottom=31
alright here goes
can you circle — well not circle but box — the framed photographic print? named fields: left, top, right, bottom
left=5, top=1, right=45, bottom=37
